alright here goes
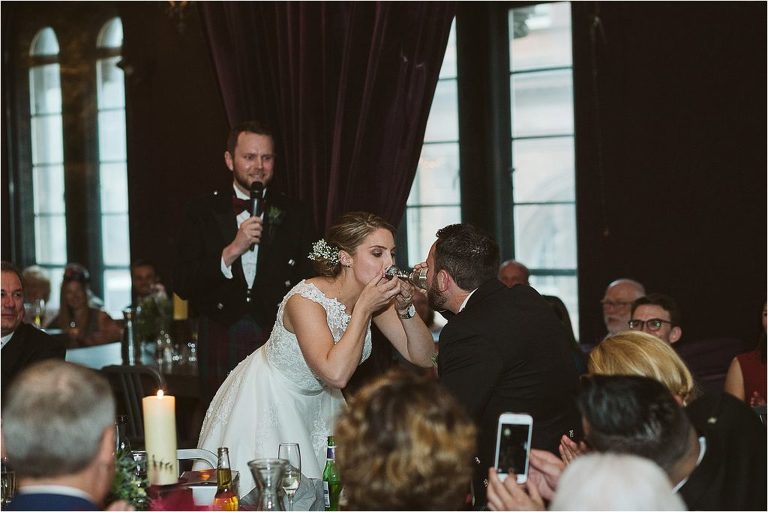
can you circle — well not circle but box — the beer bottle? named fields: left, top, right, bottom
left=322, top=436, right=341, bottom=511
left=213, top=447, right=239, bottom=511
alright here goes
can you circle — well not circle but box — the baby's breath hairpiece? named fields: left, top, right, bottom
left=308, top=239, right=340, bottom=265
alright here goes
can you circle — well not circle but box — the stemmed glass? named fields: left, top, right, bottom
left=277, top=443, right=301, bottom=511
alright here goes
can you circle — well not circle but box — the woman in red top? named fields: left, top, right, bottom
left=724, top=303, right=767, bottom=406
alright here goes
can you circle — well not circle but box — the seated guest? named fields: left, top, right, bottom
left=543, top=295, right=587, bottom=375
left=1, top=261, right=65, bottom=395
left=559, top=330, right=697, bottom=464
left=3, top=360, right=124, bottom=511
left=48, top=263, right=122, bottom=347
left=130, top=259, right=167, bottom=306
left=628, top=292, right=683, bottom=344
left=600, top=278, right=645, bottom=337
left=580, top=375, right=765, bottom=511
left=486, top=453, right=686, bottom=511
left=335, top=369, right=476, bottom=510
left=498, top=259, right=530, bottom=288
left=21, top=265, right=57, bottom=327
left=587, top=330, right=697, bottom=404
left=724, top=302, right=766, bottom=407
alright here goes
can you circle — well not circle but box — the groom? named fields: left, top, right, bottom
left=423, top=224, right=581, bottom=508
left=174, top=120, right=317, bottom=400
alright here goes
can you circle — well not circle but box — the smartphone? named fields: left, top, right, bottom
left=494, top=412, right=533, bottom=483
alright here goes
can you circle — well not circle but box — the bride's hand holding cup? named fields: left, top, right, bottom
left=358, top=271, right=401, bottom=315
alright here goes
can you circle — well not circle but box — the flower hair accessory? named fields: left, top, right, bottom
left=308, top=239, right=340, bottom=265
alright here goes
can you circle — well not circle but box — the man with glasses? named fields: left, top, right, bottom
left=600, top=278, right=645, bottom=336
left=629, top=293, right=683, bottom=344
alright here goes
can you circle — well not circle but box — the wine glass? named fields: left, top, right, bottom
left=277, top=443, right=301, bottom=511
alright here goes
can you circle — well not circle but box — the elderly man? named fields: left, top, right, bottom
left=421, top=224, right=581, bottom=508
left=498, top=259, right=530, bottom=288
left=3, top=360, right=120, bottom=511
left=601, top=278, right=645, bottom=335
left=1, top=261, right=65, bottom=394
left=629, top=293, right=682, bottom=344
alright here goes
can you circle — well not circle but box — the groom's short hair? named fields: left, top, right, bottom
left=434, top=223, right=499, bottom=291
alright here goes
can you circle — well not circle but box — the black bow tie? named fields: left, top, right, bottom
left=232, top=196, right=252, bottom=214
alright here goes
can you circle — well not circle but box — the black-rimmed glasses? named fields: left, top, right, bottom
left=628, top=318, right=672, bottom=331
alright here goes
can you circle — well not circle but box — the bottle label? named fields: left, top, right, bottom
left=326, top=446, right=336, bottom=460
left=323, top=481, right=331, bottom=508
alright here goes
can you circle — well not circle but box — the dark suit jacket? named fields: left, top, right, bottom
left=1, top=323, right=65, bottom=393
left=6, top=492, right=99, bottom=511
left=682, top=392, right=767, bottom=510
left=173, top=187, right=317, bottom=328
left=437, top=280, right=581, bottom=505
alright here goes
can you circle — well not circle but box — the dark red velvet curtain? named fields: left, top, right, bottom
left=198, top=2, right=455, bottom=232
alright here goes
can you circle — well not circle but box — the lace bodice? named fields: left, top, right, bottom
left=265, top=280, right=372, bottom=392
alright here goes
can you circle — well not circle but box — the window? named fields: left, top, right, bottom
left=96, top=17, right=131, bottom=316
left=29, top=27, right=66, bottom=312
left=405, top=20, right=460, bottom=266
left=509, top=3, right=579, bottom=335
left=20, top=15, right=129, bottom=319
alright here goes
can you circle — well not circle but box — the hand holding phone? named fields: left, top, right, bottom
left=494, top=412, right=533, bottom=483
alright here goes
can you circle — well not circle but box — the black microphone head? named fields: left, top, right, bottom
left=250, top=181, right=264, bottom=198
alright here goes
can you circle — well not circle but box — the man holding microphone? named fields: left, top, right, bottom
left=174, top=120, right=317, bottom=401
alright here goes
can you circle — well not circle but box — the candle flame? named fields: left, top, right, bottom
left=157, top=389, right=164, bottom=398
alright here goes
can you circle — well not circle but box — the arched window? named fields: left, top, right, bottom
left=29, top=26, right=66, bottom=311
left=96, top=17, right=131, bottom=314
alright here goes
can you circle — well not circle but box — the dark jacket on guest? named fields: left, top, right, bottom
left=6, top=492, right=99, bottom=511
left=1, top=323, right=65, bottom=394
left=682, top=391, right=766, bottom=510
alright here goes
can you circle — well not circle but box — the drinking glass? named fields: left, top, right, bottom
left=1, top=457, right=16, bottom=506
left=277, top=443, right=301, bottom=511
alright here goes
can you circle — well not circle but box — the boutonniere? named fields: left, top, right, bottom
left=267, top=206, right=285, bottom=225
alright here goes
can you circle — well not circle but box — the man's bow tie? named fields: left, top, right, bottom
left=232, top=196, right=252, bottom=214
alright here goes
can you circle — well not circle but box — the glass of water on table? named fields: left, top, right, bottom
left=277, top=443, right=301, bottom=511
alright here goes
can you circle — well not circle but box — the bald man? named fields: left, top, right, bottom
left=498, top=259, right=530, bottom=288
left=601, top=278, right=645, bottom=335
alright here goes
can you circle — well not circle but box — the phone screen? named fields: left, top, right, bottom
left=497, top=422, right=531, bottom=476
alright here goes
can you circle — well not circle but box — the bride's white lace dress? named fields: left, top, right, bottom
left=197, top=280, right=372, bottom=495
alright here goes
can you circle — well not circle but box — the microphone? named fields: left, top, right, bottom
left=251, top=181, right=264, bottom=217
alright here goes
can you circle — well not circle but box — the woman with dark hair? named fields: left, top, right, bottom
left=724, top=302, right=767, bottom=407
left=197, top=212, right=435, bottom=495
left=47, top=263, right=121, bottom=348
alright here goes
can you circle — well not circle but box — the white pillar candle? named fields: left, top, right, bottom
left=142, top=390, right=178, bottom=485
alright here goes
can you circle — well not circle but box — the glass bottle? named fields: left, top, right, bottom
left=121, top=307, right=140, bottom=365
left=213, top=447, right=239, bottom=511
left=115, top=414, right=131, bottom=458
left=322, top=436, right=341, bottom=511
left=384, top=265, right=428, bottom=290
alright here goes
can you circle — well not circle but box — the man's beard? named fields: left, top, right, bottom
left=427, top=278, right=447, bottom=312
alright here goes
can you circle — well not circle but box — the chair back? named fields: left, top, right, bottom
left=674, top=337, right=752, bottom=394
left=101, top=364, right=166, bottom=447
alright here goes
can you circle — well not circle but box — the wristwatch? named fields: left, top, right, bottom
left=398, top=303, right=416, bottom=319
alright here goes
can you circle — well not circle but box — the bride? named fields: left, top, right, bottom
left=197, top=211, right=436, bottom=495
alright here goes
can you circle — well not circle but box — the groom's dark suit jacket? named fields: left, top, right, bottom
left=1, top=322, right=65, bottom=395
left=174, top=187, right=317, bottom=330
left=438, top=279, right=581, bottom=506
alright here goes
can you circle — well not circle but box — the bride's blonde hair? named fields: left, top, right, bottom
left=312, top=211, right=395, bottom=277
